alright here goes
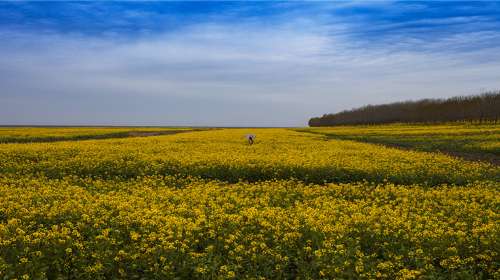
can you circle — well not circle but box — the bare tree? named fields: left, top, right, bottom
left=309, top=91, right=500, bottom=126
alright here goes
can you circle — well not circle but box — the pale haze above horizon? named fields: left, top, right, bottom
left=1, top=1, right=500, bottom=127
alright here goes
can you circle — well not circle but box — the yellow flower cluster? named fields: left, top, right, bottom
left=0, top=129, right=497, bottom=186
left=303, top=123, right=500, bottom=156
left=0, top=176, right=498, bottom=279
left=0, top=127, right=498, bottom=279
left=0, top=127, right=189, bottom=143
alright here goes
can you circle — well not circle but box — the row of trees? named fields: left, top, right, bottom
left=309, top=91, right=500, bottom=126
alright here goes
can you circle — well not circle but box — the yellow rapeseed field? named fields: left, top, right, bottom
left=0, top=127, right=499, bottom=279
left=0, top=127, right=190, bottom=143
left=0, top=129, right=497, bottom=185
left=302, top=123, right=500, bottom=157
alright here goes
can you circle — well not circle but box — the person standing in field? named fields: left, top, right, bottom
left=245, top=134, right=256, bottom=145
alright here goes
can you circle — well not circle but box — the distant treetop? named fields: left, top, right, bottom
left=309, top=91, right=500, bottom=126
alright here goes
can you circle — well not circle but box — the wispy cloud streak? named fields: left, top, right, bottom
left=0, top=2, right=500, bottom=126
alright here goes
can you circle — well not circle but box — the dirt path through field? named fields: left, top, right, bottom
left=295, top=129, right=499, bottom=166
left=368, top=141, right=500, bottom=166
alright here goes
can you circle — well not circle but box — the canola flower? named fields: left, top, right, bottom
left=0, top=129, right=497, bottom=186
left=0, top=127, right=190, bottom=144
left=0, top=176, right=498, bottom=279
left=303, top=123, right=500, bottom=157
left=0, top=127, right=498, bottom=279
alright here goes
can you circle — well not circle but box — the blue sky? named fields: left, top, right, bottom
left=1, top=1, right=500, bottom=126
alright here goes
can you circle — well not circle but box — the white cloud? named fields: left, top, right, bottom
left=1, top=16, right=500, bottom=126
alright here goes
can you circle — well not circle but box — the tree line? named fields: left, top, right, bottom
left=309, top=91, right=500, bottom=126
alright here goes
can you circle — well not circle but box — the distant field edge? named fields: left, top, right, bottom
left=0, top=129, right=209, bottom=144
